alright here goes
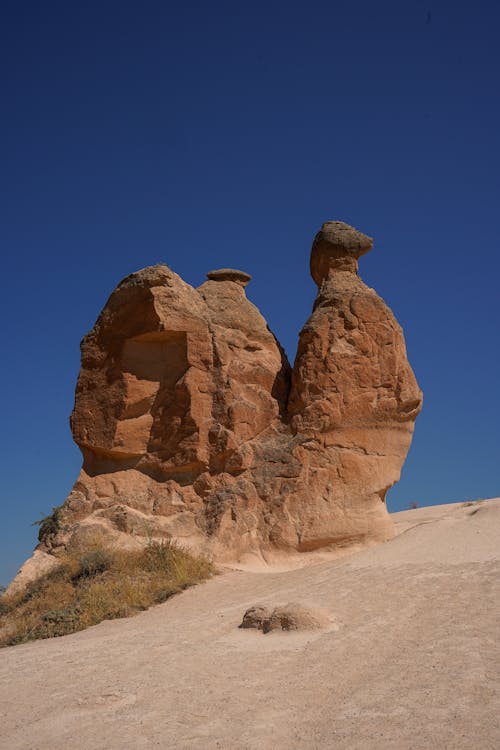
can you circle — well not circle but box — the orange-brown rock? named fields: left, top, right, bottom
left=9, top=221, right=422, bottom=589
left=287, top=221, right=422, bottom=550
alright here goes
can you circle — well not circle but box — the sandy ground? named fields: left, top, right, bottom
left=1, top=499, right=499, bottom=750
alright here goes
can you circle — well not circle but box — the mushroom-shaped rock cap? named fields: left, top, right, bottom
left=310, top=221, right=373, bottom=284
left=206, top=268, right=252, bottom=287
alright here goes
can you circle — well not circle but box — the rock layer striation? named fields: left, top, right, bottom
left=11, top=221, right=422, bottom=587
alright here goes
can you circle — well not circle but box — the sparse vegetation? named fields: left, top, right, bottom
left=32, top=504, right=66, bottom=544
left=462, top=498, right=485, bottom=507
left=0, top=540, right=215, bottom=647
left=75, top=549, right=114, bottom=579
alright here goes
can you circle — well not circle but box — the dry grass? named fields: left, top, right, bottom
left=461, top=498, right=485, bottom=507
left=0, top=540, right=215, bottom=647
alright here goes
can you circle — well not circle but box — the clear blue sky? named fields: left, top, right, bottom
left=1, top=1, right=499, bottom=585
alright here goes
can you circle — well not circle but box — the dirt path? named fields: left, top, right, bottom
left=1, top=500, right=499, bottom=750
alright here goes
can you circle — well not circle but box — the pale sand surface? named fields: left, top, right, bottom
left=1, top=499, right=499, bottom=750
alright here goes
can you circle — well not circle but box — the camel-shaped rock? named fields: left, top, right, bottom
left=10, top=221, right=422, bottom=591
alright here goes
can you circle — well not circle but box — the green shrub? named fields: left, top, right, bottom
left=33, top=505, right=65, bottom=544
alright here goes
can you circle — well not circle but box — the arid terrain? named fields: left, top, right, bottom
left=1, top=498, right=499, bottom=749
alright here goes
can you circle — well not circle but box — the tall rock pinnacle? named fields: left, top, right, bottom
left=288, top=221, right=422, bottom=550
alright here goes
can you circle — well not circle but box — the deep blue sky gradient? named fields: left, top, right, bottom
left=1, top=1, right=499, bottom=584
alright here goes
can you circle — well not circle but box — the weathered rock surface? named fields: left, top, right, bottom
left=287, top=221, right=422, bottom=550
left=3, top=500, right=499, bottom=750
left=240, top=603, right=331, bottom=632
left=9, top=221, right=422, bottom=590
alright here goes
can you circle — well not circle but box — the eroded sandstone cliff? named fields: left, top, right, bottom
left=10, top=221, right=423, bottom=589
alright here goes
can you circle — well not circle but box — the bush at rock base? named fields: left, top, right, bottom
left=0, top=540, right=215, bottom=647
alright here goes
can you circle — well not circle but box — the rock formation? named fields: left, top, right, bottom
left=10, top=221, right=422, bottom=589
left=287, top=222, right=422, bottom=550
left=239, top=603, right=331, bottom=633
